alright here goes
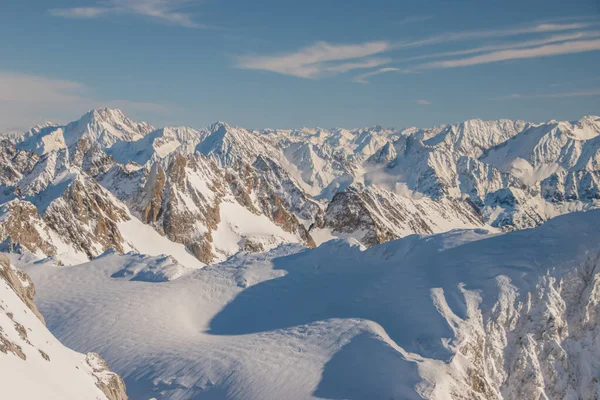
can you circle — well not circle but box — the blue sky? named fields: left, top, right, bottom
left=1, top=0, right=599, bottom=131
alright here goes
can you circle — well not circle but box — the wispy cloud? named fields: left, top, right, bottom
left=401, top=31, right=600, bottom=62
left=50, top=7, right=110, bottom=18
left=236, top=41, right=392, bottom=79
left=0, top=71, right=171, bottom=132
left=415, top=99, right=432, bottom=105
left=421, top=39, right=600, bottom=68
left=495, top=89, right=600, bottom=100
left=49, top=0, right=204, bottom=28
left=396, top=22, right=593, bottom=49
left=352, top=67, right=404, bottom=84
left=325, top=58, right=392, bottom=74
left=536, top=15, right=599, bottom=23
left=236, top=19, right=598, bottom=82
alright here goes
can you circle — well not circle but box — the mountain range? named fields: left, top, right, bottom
left=1, top=109, right=600, bottom=399
left=1, top=109, right=599, bottom=268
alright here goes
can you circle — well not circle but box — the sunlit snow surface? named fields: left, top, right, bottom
left=12, top=209, right=600, bottom=400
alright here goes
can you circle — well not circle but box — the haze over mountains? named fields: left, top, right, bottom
left=1, top=109, right=600, bottom=399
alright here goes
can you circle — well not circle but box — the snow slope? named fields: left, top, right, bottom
left=18, top=209, right=600, bottom=400
left=0, top=254, right=127, bottom=400
left=117, top=217, right=204, bottom=270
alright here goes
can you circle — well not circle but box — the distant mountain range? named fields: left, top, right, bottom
left=1, top=108, right=598, bottom=267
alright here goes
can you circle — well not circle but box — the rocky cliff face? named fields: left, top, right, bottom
left=0, top=140, right=39, bottom=188
left=134, top=153, right=225, bottom=263
left=315, top=185, right=484, bottom=246
left=0, top=254, right=129, bottom=400
left=0, top=253, right=45, bottom=323
left=86, top=352, right=129, bottom=400
left=106, top=151, right=316, bottom=264
left=0, top=164, right=134, bottom=263
left=0, top=200, right=57, bottom=257
left=43, top=176, right=131, bottom=258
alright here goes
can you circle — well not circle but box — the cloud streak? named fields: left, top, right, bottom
left=352, top=67, right=404, bottom=84
left=401, top=31, right=600, bottom=62
left=496, top=89, right=600, bottom=100
left=49, top=0, right=204, bottom=28
left=421, top=39, right=600, bottom=68
left=356, top=28, right=600, bottom=81
left=235, top=19, right=597, bottom=81
left=236, top=41, right=392, bottom=79
left=394, top=22, right=593, bottom=50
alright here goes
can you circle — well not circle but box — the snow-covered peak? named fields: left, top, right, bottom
left=84, top=107, right=127, bottom=122
left=27, top=122, right=59, bottom=134
left=197, top=122, right=276, bottom=166
left=209, top=121, right=232, bottom=131
left=414, top=118, right=530, bottom=157
left=8, top=108, right=155, bottom=155
left=366, top=141, right=397, bottom=165
left=107, top=125, right=207, bottom=165
left=481, top=116, right=600, bottom=173
left=561, top=115, right=600, bottom=140
left=64, top=108, right=154, bottom=148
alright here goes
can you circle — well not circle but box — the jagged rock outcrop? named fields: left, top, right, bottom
left=0, top=200, right=57, bottom=256
left=141, top=162, right=167, bottom=225
left=43, top=176, right=130, bottom=258
left=124, top=153, right=226, bottom=263
left=0, top=140, right=39, bottom=187
left=0, top=253, right=44, bottom=323
left=316, top=185, right=484, bottom=246
left=86, top=352, right=129, bottom=400
left=70, top=138, right=116, bottom=177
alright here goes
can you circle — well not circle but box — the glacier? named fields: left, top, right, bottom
left=8, top=210, right=600, bottom=400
